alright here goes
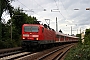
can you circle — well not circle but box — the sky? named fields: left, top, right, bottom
left=2, top=0, right=90, bottom=35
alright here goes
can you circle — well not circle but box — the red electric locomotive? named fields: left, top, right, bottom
left=22, top=24, right=56, bottom=48
left=22, top=23, right=79, bottom=50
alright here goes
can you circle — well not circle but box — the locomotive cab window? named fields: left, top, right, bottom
left=24, top=26, right=39, bottom=32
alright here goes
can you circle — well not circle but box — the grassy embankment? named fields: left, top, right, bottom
left=65, top=42, right=90, bottom=60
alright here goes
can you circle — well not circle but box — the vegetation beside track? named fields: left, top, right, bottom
left=65, top=43, right=90, bottom=60
left=65, top=28, right=90, bottom=60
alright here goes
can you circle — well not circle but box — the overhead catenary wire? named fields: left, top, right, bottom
left=16, top=0, right=66, bottom=20
left=16, top=0, right=34, bottom=12
left=59, top=0, right=82, bottom=25
left=15, top=0, right=41, bottom=15
left=53, top=0, right=66, bottom=19
left=14, top=0, right=48, bottom=25
left=33, top=0, right=45, bottom=10
left=17, top=0, right=46, bottom=12
left=59, top=0, right=69, bottom=16
left=59, top=0, right=73, bottom=23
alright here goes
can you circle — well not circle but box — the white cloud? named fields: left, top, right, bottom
left=4, top=0, right=90, bottom=35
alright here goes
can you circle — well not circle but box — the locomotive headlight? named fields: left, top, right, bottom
left=23, top=34, right=29, bottom=37
left=23, top=37, right=25, bottom=39
left=36, top=38, right=38, bottom=40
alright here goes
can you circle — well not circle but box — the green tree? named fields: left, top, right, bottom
left=0, top=0, right=14, bottom=20
left=76, top=34, right=81, bottom=41
left=12, top=8, right=37, bottom=34
left=0, top=0, right=14, bottom=40
left=0, top=21, right=15, bottom=48
left=10, top=8, right=37, bottom=47
left=0, top=7, right=38, bottom=49
left=27, top=16, right=37, bottom=24
left=84, top=29, right=90, bottom=45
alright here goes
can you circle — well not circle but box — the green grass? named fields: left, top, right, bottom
left=64, top=43, right=90, bottom=60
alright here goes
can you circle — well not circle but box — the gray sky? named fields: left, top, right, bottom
left=3, top=0, right=90, bottom=35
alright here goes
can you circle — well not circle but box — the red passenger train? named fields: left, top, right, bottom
left=21, top=24, right=78, bottom=49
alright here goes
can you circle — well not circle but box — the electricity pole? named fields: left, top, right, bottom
left=56, top=17, right=58, bottom=31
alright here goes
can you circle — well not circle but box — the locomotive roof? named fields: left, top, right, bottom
left=23, top=24, right=51, bottom=29
left=23, top=24, right=55, bottom=31
left=23, top=24, right=44, bottom=27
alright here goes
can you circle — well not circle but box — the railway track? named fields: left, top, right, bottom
left=19, top=43, right=76, bottom=60
left=37, top=44, right=74, bottom=60
left=0, top=47, right=33, bottom=60
left=0, top=52, right=31, bottom=60
left=0, top=43, right=76, bottom=60
left=0, top=47, right=22, bottom=58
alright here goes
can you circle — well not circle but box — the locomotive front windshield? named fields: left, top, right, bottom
left=24, top=26, right=39, bottom=32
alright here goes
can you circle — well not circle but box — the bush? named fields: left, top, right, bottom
left=65, top=44, right=90, bottom=60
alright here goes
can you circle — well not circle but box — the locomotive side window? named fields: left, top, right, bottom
left=24, top=26, right=38, bottom=32
left=42, top=27, right=44, bottom=32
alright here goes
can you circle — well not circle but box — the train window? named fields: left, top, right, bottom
left=56, top=35, right=60, bottom=38
left=24, top=26, right=38, bottom=32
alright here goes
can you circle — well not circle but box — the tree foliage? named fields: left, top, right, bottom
left=65, top=44, right=90, bottom=60
left=0, top=0, right=14, bottom=18
left=76, top=34, right=82, bottom=44
left=12, top=8, right=37, bottom=34
left=84, top=28, right=90, bottom=45
left=0, top=0, right=14, bottom=42
left=0, top=7, right=37, bottom=49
